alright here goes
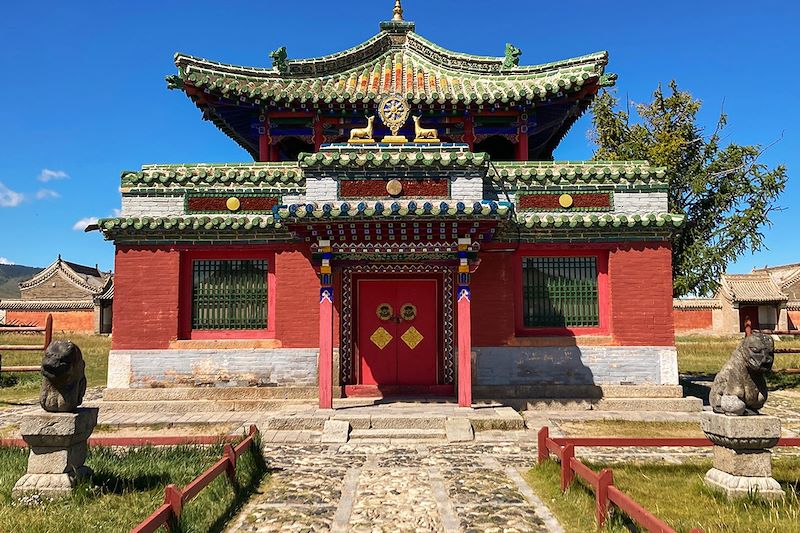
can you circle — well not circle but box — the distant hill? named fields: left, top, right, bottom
left=0, top=264, right=42, bottom=299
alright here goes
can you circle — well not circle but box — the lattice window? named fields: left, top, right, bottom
left=522, top=257, right=599, bottom=328
left=192, top=260, right=268, bottom=330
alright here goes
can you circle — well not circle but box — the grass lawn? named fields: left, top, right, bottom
left=556, top=420, right=706, bottom=438
left=676, top=336, right=800, bottom=390
left=527, top=457, right=800, bottom=533
left=0, top=439, right=267, bottom=533
left=0, top=333, right=110, bottom=407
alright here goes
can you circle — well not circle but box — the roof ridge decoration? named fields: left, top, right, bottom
left=19, top=257, right=107, bottom=295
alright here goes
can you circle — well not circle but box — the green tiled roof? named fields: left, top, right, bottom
left=121, top=163, right=303, bottom=188
left=516, top=212, right=684, bottom=229
left=298, top=148, right=488, bottom=169
left=489, top=161, right=668, bottom=186
left=97, top=215, right=280, bottom=232
left=278, top=200, right=510, bottom=219
left=173, top=30, right=609, bottom=106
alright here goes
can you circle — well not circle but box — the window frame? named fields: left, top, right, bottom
left=180, top=250, right=276, bottom=339
left=514, top=249, right=610, bottom=336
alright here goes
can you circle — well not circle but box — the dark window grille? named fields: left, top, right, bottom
left=522, top=257, right=599, bottom=328
left=192, top=260, right=268, bottom=330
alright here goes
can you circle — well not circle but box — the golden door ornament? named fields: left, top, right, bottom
left=370, top=326, right=393, bottom=350
left=400, top=303, right=417, bottom=321
left=376, top=303, right=393, bottom=321
left=401, top=326, right=423, bottom=349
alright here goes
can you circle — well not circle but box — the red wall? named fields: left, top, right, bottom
left=609, top=243, right=674, bottom=345
left=113, top=247, right=181, bottom=349
left=471, top=241, right=675, bottom=346
left=789, top=311, right=800, bottom=331
left=5, top=310, right=94, bottom=333
left=112, top=244, right=325, bottom=350
left=673, top=309, right=713, bottom=332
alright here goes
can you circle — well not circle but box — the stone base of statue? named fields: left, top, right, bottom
left=413, top=137, right=441, bottom=143
left=700, top=411, right=784, bottom=500
left=12, top=407, right=98, bottom=500
left=380, top=135, right=409, bottom=144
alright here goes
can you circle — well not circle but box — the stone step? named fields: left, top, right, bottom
left=85, top=399, right=310, bottom=414
left=504, top=397, right=702, bottom=412
left=349, top=429, right=447, bottom=440
left=103, top=387, right=318, bottom=401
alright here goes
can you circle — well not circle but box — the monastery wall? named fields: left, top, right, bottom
left=4, top=310, right=95, bottom=333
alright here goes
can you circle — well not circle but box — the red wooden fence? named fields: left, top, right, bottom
left=130, top=424, right=259, bottom=533
left=537, top=427, right=800, bottom=532
left=0, top=314, right=52, bottom=373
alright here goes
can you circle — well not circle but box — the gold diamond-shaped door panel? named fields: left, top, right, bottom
left=400, top=326, right=424, bottom=350
left=370, top=326, right=393, bottom=350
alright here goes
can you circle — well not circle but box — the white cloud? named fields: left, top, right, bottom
left=0, top=182, right=24, bottom=207
left=35, top=188, right=60, bottom=200
left=72, top=217, right=99, bottom=231
left=0, top=257, right=14, bottom=265
left=111, top=208, right=122, bottom=217
left=37, top=169, right=69, bottom=182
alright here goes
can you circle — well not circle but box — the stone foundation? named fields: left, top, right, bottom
left=13, top=408, right=98, bottom=499
left=700, top=412, right=784, bottom=500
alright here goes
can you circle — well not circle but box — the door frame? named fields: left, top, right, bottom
left=354, top=276, right=442, bottom=387
left=340, top=264, right=457, bottom=389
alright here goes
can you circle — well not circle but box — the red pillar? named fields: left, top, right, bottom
left=457, top=237, right=472, bottom=407
left=516, top=115, right=529, bottom=161
left=318, top=240, right=334, bottom=409
left=464, top=115, right=475, bottom=151
left=258, top=117, right=271, bottom=162
left=457, top=286, right=472, bottom=407
left=313, top=114, right=324, bottom=151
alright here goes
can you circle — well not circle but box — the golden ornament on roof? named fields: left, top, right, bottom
left=378, top=94, right=410, bottom=143
left=392, top=0, right=404, bottom=21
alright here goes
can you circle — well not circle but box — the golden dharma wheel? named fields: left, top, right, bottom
left=386, top=179, right=403, bottom=196
left=226, top=197, right=241, bottom=211
left=558, top=194, right=574, bottom=209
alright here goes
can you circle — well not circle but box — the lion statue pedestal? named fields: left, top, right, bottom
left=12, top=341, right=98, bottom=500
left=700, top=332, right=784, bottom=500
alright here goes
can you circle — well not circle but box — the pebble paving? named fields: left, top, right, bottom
left=226, top=442, right=553, bottom=533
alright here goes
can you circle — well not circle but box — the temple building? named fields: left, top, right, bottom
left=674, top=264, right=800, bottom=335
left=0, top=256, right=113, bottom=334
left=94, top=4, right=694, bottom=410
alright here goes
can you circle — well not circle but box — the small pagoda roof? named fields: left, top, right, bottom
left=174, top=34, right=608, bottom=107
left=19, top=256, right=111, bottom=296
left=720, top=273, right=788, bottom=303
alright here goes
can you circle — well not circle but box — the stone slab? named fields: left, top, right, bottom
left=27, top=442, right=89, bottom=475
left=597, top=398, right=702, bottom=412
left=445, top=418, right=474, bottom=442
left=704, top=468, right=784, bottom=501
left=20, top=408, right=99, bottom=447
left=713, top=446, right=772, bottom=477
left=369, top=416, right=447, bottom=430
left=12, top=466, right=92, bottom=500
left=320, top=420, right=351, bottom=444
left=331, top=415, right=371, bottom=430
left=267, top=415, right=329, bottom=431
left=700, top=412, right=780, bottom=449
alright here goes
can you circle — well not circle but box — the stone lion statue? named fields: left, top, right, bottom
left=40, top=341, right=87, bottom=413
left=710, top=332, right=774, bottom=416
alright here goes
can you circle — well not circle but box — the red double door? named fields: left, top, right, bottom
left=357, top=279, right=438, bottom=386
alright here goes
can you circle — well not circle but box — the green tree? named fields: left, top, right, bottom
left=591, top=81, right=787, bottom=297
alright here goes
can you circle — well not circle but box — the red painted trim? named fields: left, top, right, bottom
left=259, top=116, right=271, bottom=162
left=457, top=293, right=472, bottom=407
left=464, top=116, right=475, bottom=151
left=319, top=289, right=333, bottom=409
left=344, top=384, right=454, bottom=397
left=179, top=249, right=276, bottom=340
left=513, top=248, right=611, bottom=336
left=313, top=114, right=324, bottom=151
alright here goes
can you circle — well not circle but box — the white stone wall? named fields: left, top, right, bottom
left=305, top=177, right=338, bottom=203
left=451, top=176, right=484, bottom=202
left=121, top=195, right=185, bottom=217
left=474, top=346, right=679, bottom=386
left=614, top=192, right=668, bottom=214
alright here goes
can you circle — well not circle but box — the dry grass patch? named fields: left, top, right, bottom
left=528, top=457, right=800, bottom=533
left=93, top=423, right=240, bottom=438
left=0, top=333, right=110, bottom=407
left=557, top=420, right=705, bottom=439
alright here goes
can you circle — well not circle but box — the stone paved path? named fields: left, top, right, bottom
left=226, top=442, right=562, bottom=533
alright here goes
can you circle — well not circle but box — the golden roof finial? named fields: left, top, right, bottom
left=392, top=0, right=404, bottom=21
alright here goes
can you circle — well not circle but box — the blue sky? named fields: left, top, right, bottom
left=0, top=1, right=796, bottom=273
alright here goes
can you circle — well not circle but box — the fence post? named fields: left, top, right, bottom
left=44, top=314, right=53, bottom=349
left=537, top=426, right=549, bottom=464
left=595, top=468, right=613, bottom=528
left=248, top=424, right=258, bottom=437
left=164, top=484, right=183, bottom=529
left=223, top=443, right=237, bottom=482
left=560, top=443, right=574, bottom=492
